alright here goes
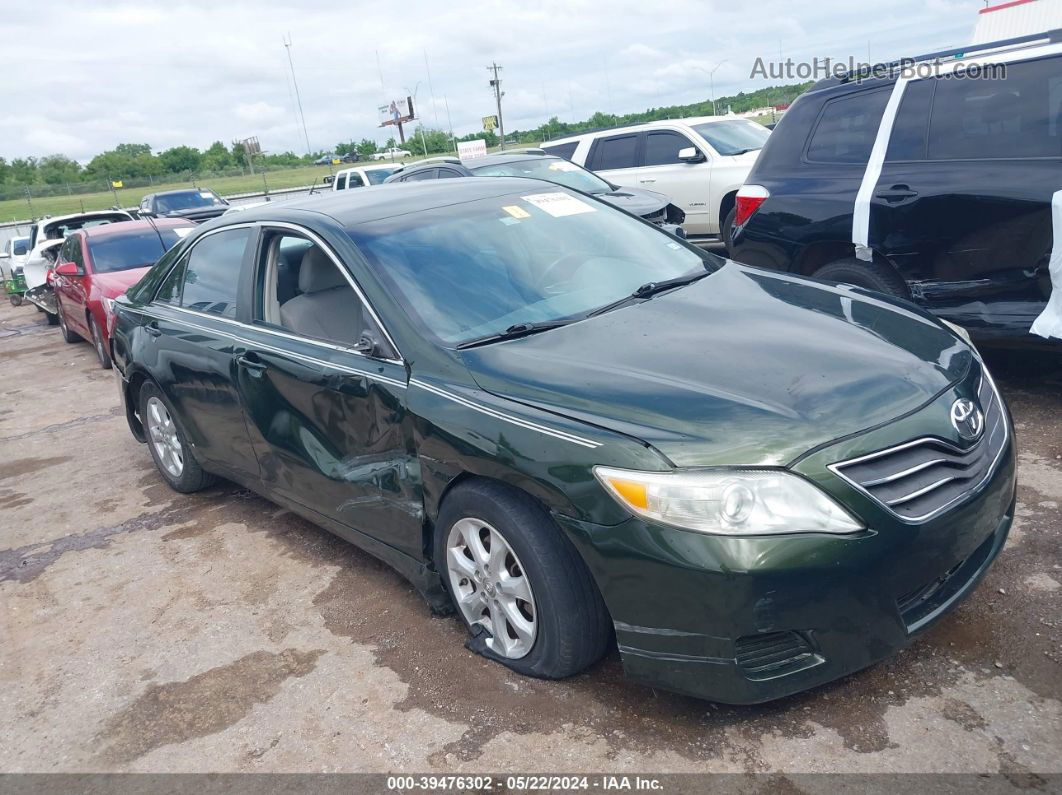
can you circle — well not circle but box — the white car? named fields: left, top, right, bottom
left=541, top=116, right=770, bottom=240
left=372, top=147, right=412, bottom=161
left=0, top=236, right=30, bottom=280
left=329, top=164, right=400, bottom=190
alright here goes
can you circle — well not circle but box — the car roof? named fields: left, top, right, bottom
left=544, top=115, right=735, bottom=144
left=463, top=152, right=557, bottom=168
left=80, top=219, right=193, bottom=239
left=226, top=177, right=557, bottom=228
left=152, top=188, right=216, bottom=197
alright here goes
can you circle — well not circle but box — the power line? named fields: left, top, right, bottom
left=283, top=33, right=312, bottom=155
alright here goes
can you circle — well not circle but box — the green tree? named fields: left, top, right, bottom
left=355, top=138, right=377, bottom=157
left=0, top=157, right=10, bottom=185
left=10, top=158, right=38, bottom=184
left=158, top=146, right=202, bottom=174
left=200, top=141, right=234, bottom=172
left=37, top=155, right=82, bottom=185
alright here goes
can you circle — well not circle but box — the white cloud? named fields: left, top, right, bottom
left=2, top=0, right=981, bottom=160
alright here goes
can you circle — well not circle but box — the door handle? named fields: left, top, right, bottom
left=237, top=353, right=268, bottom=375
left=144, top=321, right=161, bottom=337
left=875, top=185, right=918, bottom=203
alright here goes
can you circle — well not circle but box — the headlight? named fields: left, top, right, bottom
left=594, top=467, right=863, bottom=536
left=941, top=319, right=972, bottom=345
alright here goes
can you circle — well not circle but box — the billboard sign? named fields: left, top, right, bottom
left=458, top=139, right=488, bottom=160
left=482, top=115, right=499, bottom=132
left=379, top=97, right=415, bottom=127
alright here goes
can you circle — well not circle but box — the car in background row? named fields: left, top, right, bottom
left=730, top=28, right=1062, bottom=347
left=53, top=218, right=194, bottom=368
left=373, top=147, right=412, bottom=161
left=0, top=236, right=30, bottom=281
left=542, top=116, right=769, bottom=240
left=325, top=164, right=400, bottom=190
left=383, top=151, right=686, bottom=237
left=138, top=189, right=229, bottom=223
left=21, top=210, right=135, bottom=316
left=314, top=153, right=359, bottom=165
left=112, top=180, right=1012, bottom=704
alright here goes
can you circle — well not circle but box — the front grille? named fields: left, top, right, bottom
left=735, top=631, right=820, bottom=679
left=830, top=371, right=1007, bottom=522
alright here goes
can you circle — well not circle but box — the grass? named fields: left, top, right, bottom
left=0, top=142, right=534, bottom=222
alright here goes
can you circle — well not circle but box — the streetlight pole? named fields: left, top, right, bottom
left=708, top=60, right=728, bottom=116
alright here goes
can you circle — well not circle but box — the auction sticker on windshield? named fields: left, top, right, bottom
left=522, top=192, right=595, bottom=218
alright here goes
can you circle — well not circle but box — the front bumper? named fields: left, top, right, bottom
left=558, top=419, right=1015, bottom=704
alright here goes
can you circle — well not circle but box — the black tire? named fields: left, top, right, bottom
left=9, top=294, right=22, bottom=307
left=434, top=480, right=611, bottom=680
left=89, top=315, right=112, bottom=369
left=138, top=381, right=216, bottom=493
left=45, top=311, right=59, bottom=326
left=56, top=300, right=80, bottom=343
left=722, top=206, right=736, bottom=255
left=812, top=257, right=908, bottom=298
left=35, top=303, right=44, bottom=313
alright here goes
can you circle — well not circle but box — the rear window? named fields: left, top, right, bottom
left=541, top=141, right=578, bottom=161
left=806, top=87, right=891, bottom=164
left=927, top=56, right=1062, bottom=160
left=366, top=168, right=396, bottom=184
left=88, top=229, right=187, bottom=273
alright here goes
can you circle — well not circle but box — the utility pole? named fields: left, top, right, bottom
left=283, top=33, right=312, bottom=155
left=488, top=62, right=505, bottom=149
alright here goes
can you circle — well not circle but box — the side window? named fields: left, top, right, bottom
left=140, top=197, right=152, bottom=213
left=806, top=88, right=891, bottom=163
left=928, top=57, right=1061, bottom=160
left=256, top=230, right=386, bottom=350
left=542, top=141, right=578, bottom=161
left=335, top=174, right=347, bottom=190
left=64, top=236, right=85, bottom=271
left=643, top=131, right=696, bottom=166
left=588, top=134, right=639, bottom=170
left=435, top=168, right=462, bottom=179
left=348, top=173, right=365, bottom=188
left=886, top=79, right=934, bottom=161
left=401, top=169, right=437, bottom=182
left=180, top=228, right=251, bottom=318
left=155, top=258, right=186, bottom=304
left=58, top=236, right=77, bottom=265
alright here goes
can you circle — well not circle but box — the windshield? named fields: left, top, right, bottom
left=88, top=228, right=187, bottom=273
left=11, top=238, right=29, bottom=256
left=366, top=168, right=396, bottom=185
left=156, top=191, right=223, bottom=213
left=350, top=187, right=719, bottom=346
left=692, top=120, right=770, bottom=155
left=469, top=158, right=611, bottom=194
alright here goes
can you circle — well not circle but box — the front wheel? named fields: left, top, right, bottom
left=89, top=315, right=112, bottom=369
left=45, top=311, right=59, bottom=326
left=435, top=480, right=611, bottom=679
left=57, top=301, right=80, bottom=343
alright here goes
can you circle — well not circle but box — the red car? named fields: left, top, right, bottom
left=53, top=219, right=193, bottom=368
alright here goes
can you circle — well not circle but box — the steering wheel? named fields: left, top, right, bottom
left=537, top=252, right=590, bottom=293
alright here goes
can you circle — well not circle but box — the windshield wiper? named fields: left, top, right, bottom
left=726, top=147, right=761, bottom=156
left=587, top=270, right=710, bottom=317
left=456, top=320, right=571, bottom=349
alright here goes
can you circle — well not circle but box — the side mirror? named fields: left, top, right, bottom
left=0, top=252, right=9, bottom=260
left=323, top=175, right=335, bottom=185
left=678, top=147, right=705, bottom=163
left=55, top=262, right=80, bottom=276
left=352, top=333, right=378, bottom=357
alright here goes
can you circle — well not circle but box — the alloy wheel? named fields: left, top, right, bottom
left=146, top=396, right=184, bottom=478
left=91, top=320, right=106, bottom=362
left=446, top=517, right=537, bottom=659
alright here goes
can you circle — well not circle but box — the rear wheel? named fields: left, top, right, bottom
left=139, top=381, right=216, bottom=493
left=813, top=257, right=908, bottom=298
left=89, top=315, right=112, bottom=369
left=435, top=480, right=611, bottom=679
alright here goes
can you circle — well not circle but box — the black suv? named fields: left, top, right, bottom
left=139, top=189, right=230, bottom=223
left=730, top=29, right=1062, bottom=347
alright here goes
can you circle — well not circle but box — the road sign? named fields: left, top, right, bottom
left=482, top=115, right=498, bottom=132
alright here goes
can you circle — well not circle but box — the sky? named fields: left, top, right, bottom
left=2, top=0, right=982, bottom=162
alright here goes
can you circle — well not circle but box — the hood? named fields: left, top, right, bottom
left=597, top=186, right=672, bottom=219
left=93, top=268, right=152, bottom=296
left=162, top=206, right=228, bottom=222
left=459, top=264, right=972, bottom=467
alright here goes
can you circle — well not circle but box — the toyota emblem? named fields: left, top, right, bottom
left=950, top=398, right=984, bottom=441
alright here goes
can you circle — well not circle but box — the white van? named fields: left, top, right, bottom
left=541, top=117, right=769, bottom=240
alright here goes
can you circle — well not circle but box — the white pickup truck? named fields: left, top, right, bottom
left=372, top=147, right=412, bottom=161
left=326, top=164, right=401, bottom=190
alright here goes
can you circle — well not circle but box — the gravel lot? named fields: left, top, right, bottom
left=1, top=297, right=1059, bottom=776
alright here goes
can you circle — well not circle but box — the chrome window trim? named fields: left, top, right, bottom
left=410, top=378, right=602, bottom=449
left=254, top=220, right=404, bottom=362
left=828, top=370, right=1009, bottom=524
left=127, top=304, right=407, bottom=390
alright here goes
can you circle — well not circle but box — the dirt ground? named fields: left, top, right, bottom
left=1, top=297, right=1060, bottom=776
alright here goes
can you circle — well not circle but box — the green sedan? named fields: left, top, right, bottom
left=111, top=178, right=1015, bottom=704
